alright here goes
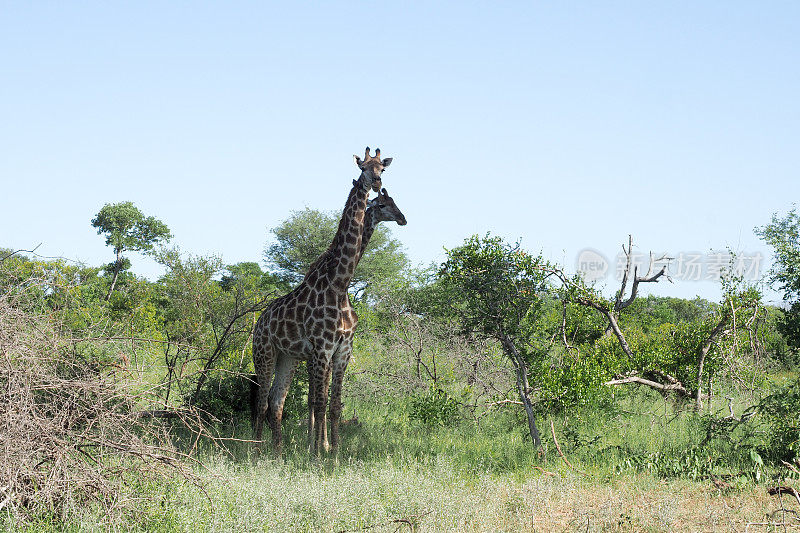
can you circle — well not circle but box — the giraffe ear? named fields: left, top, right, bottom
left=367, top=198, right=379, bottom=208
left=354, top=155, right=364, bottom=168
left=381, top=157, right=392, bottom=168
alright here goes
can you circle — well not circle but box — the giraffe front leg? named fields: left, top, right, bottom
left=329, top=339, right=353, bottom=456
left=308, top=358, right=331, bottom=457
left=322, top=363, right=332, bottom=453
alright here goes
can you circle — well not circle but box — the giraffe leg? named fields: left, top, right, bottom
left=252, top=340, right=275, bottom=450
left=306, top=383, right=315, bottom=452
left=306, top=362, right=316, bottom=453
left=308, top=358, right=332, bottom=457
left=266, top=355, right=299, bottom=457
left=329, top=338, right=353, bottom=456
left=322, top=363, right=332, bottom=452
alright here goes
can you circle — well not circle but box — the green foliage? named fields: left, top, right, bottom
left=264, top=207, right=408, bottom=296
left=151, top=249, right=279, bottom=411
left=776, top=302, right=800, bottom=357
left=756, top=207, right=800, bottom=352
left=190, top=373, right=255, bottom=424
left=409, top=387, right=461, bottom=427
left=438, top=234, right=552, bottom=342
left=535, top=348, right=613, bottom=413
left=265, top=208, right=336, bottom=284
left=559, top=299, right=606, bottom=345
left=758, top=377, right=800, bottom=463
left=616, top=446, right=716, bottom=480
left=91, top=201, right=172, bottom=256
left=618, top=295, right=714, bottom=333
left=91, top=201, right=171, bottom=299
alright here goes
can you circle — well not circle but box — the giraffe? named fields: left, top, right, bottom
left=360, top=187, right=407, bottom=257
left=310, top=186, right=406, bottom=453
left=252, top=147, right=397, bottom=456
left=254, top=186, right=407, bottom=455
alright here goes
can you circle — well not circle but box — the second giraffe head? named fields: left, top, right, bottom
left=367, top=187, right=407, bottom=226
left=353, top=146, right=392, bottom=192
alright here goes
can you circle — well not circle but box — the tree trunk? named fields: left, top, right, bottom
left=696, top=317, right=728, bottom=411
left=105, top=251, right=122, bottom=301
left=500, top=333, right=541, bottom=447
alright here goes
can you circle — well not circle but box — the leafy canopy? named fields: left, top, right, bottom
left=92, top=201, right=171, bottom=256
left=438, top=234, right=553, bottom=342
left=264, top=207, right=408, bottom=294
left=756, top=207, right=800, bottom=348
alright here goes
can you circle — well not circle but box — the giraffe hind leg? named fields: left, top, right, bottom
left=267, top=355, right=299, bottom=457
left=252, top=339, right=276, bottom=447
left=329, top=339, right=353, bottom=456
left=308, top=358, right=332, bottom=456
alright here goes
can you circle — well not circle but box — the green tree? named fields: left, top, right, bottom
left=91, top=202, right=171, bottom=300
left=264, top=207, right=408, bottom=297
left=756, top=207, right=800, bottom=351
left=151, top=248, right=276, bottom=412
left=438, top=234, right=554, bottom=446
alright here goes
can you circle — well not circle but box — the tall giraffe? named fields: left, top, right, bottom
left=254, top=187, right=407, bottom=455
left=252, top=148, right=395, bottom=455
left=309, top=186, right=406, bottom=453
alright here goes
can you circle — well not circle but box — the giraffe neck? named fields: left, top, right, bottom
left=359, top=208, right=379, bottom=261
left=305, top=175, right=371, bottom=292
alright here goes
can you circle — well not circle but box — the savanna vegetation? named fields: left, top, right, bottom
left=1, top=201, right=798, bottom=531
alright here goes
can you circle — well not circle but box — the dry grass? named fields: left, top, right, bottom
left=199, top=461, right=798, bottom=532
left=31, top=457, right=796, bottom=532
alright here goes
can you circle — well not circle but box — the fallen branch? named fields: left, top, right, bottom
left=532, top=465, right=560, bottom=477
left=782, top=460, right=800, bottom=476
left=550, top=419, right=586, bottom=475
left=604, top=374, right=689, bottom=397
left=768, top=486, right=800, bottom=507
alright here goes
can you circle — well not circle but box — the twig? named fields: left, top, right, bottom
left=781, top=460, right=800, bottom=476
left=335, top=510, right=433, bottom=532
left=549, top=419, right=586, bottom=475
left=0, top=244, right=42, bottom=262
left=532, top=465, right=559, bottom=477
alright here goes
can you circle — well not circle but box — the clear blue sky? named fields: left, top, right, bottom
left=2, top=2, right=798, bottom=302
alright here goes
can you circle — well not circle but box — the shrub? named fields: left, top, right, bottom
left=409, top=387, right=460, bottom=427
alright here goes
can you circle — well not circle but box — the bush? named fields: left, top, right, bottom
left=409, top=387, right=461, bottom=427
left=758, top=377, right=800, bottom=463
left=0, top=266, right=197, bottom=520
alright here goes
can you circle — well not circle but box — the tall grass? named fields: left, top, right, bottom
left=11, top=454, right=781, bottom=532
left=7, top=377, right=794, bottom=531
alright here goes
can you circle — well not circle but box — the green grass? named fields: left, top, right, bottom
left=5, top=386, right=796, bottom=532
left=8, top=455, right=784, bottom=532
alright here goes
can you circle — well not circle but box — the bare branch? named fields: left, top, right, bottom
left=605, top=374, right=689, bottom=397
left=617, top=243, right=673, bottom=312
left=0, top=243, right=42, bottom=262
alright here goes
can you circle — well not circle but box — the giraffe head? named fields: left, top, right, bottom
left=353, top=147, right=392, bottom=192
left=367, top=187, right=407, bottom=226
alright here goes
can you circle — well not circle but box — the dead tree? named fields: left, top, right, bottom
left=554, top=236, right=761, bottom=411
left=552, top=237, right=718, bottom=409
